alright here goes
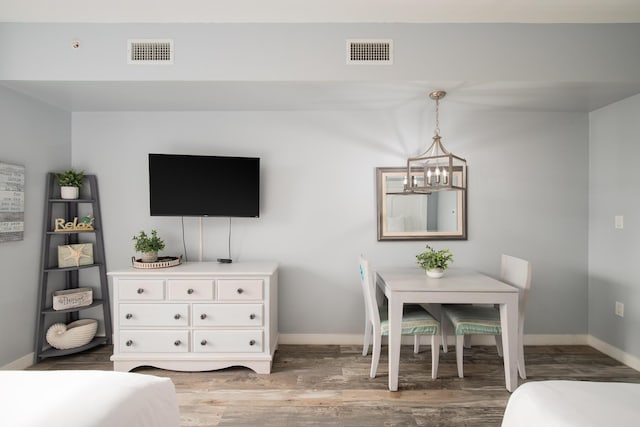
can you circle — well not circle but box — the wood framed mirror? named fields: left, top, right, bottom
left=376, top=167, right=467, bottom=241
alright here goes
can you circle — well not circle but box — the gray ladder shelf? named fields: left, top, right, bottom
left=34, top=173, right=113, bottom=362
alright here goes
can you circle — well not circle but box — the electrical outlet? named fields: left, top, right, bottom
left=615, top=301, right=624, bottom=317
left=615, top=215, right=624, bottom=229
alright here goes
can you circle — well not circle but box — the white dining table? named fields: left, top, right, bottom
left=376, top=267, right=520, bottom=392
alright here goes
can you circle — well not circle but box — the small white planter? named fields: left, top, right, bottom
left=141, top=251, right=159, bottom=263
left=426, top=268, right=445, bottom=279
left=60, top=186, right=79, bottom=199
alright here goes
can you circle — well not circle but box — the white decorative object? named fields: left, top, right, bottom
left=52, top=287, right=93, bottom=310
left=57, top=243, right=93, bottom=268
left=46, top=319, right=98, bottom=349
left=427, top=268, right=444, bottom=279
left=60, top=186, right=79, bottom=199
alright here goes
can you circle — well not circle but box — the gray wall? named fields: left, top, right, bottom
left=72, top=107, right=588, bottom=336
left=0, top=85, right=70, bottom=367
left=589, top=93, right=640, bottom=358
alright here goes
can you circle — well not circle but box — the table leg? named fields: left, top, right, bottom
left=499, top=296, right=519, bottom=392
left=388, top=296, right=403, bottom=391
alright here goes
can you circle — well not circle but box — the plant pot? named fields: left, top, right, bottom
left=141, top=251, right=158, bottom=263
left=60, top=186, right=79, bottom=199
left=426, top=268, right=445, bottom=279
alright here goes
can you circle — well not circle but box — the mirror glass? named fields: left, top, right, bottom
left=376, top=167, right=467, bottom=241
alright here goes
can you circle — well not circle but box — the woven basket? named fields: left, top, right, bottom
left=46, top=319, right=98, bottom=350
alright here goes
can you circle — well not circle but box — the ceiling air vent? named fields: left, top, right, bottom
left=128, top=39, right=174, bottom=64
left=346, top=39, right=393, bottom=65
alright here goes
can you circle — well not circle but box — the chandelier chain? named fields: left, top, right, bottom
left=434, top=96, right=440, bottom=137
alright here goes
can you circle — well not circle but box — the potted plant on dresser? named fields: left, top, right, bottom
left=55, top=169, right=84, bottom=200
left=416, top=245, right=454, bottom=278
left=133, top=229, right=165, bottom=263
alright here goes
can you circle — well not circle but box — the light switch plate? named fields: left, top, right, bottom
left=615, top=215, right=624, bottom=229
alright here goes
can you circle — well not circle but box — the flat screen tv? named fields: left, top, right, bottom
left=149, top=153, right=260, bottom=217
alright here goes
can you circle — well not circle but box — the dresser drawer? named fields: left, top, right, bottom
left=192, top=303, right=263, bottom=326
left=217, top=279, right=263, bottom=301
left=120, top=330, right=189, bottom=353
left=119, top=303, right=189, bottom=327
left=167, top=280, right=214, bottom=300
left=193, top=330, right=263, bottom=353
left=118, top=279, right=164, bottom=301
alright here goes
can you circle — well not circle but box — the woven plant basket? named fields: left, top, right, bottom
left=46, top=319, right=98, bottom=350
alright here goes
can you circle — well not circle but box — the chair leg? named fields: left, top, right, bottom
left=456, top=335, right=465, bottom=378
left=370, top=333, right=381, bottom=378
left=494, top=335, right=503, bottom=358
left=463, top=335, right=472, bottom=349
left=362, top=320, right=372, bottom=356
left=518, top=327, right=527, bottom=379
left=518, top=347, right=527, bottom=379
left=413, top=334, right=420, bottom=354
left=441, top=312, right=448, bottom=353
left=431, top=334, right=440, bottom=379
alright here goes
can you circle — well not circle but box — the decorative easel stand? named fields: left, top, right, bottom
left=55, top=216, right=94, bottom=232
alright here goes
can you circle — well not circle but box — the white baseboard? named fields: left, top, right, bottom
left=588, top=335, right=640, bottom=372
left=1, top=352, right=34, bottom=370
left=278, top=333, right=590, bottom=346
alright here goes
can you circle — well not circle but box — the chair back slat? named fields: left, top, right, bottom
left=500, top=254, right=533, bottom=313
left=359, top=256, right=380, bottom=328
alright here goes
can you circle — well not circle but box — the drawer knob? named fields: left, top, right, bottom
left=174, top=340, right=181, bottom=346
left=125, top=313, right=133, bottom=319
left=236, top=288, right=244, bottom=294
left=200, top=313, right=207, bottom=320
left=200, top=340, right=207, bottom=346
left=187, top=288, right=194, bottom=294
left=249, top=313, right=256, bottom=320
left=137, top=288, right=144, bottom=294
left=249, top=339, right=256, bottom=346
left=125, top=340, right=133, bottom=347
left=174, top=314, right=181, bottom=320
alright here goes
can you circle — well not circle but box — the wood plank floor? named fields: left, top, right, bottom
left=30, top=344, right=640, bottom=426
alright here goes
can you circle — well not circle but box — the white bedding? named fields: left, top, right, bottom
left=0, top=370, right=180, bottom=427
left=502, top=380, right=640, bottom=427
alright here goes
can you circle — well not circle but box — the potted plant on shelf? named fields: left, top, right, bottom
left=132, top=229, right=166, bottom=263
left=55, top=169, right=85, bottom=200
left=416, top=245, right=454, bottom=278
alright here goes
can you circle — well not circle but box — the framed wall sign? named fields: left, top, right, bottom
left=0, top=162, right=25, bottom=242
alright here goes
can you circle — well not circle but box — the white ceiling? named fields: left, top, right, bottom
left=1, top=0, right=640, bottom=23
left=2, top=1, right=640, bottom=112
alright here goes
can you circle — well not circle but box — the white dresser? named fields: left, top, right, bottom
left=108, top=262, right=278, bottom=373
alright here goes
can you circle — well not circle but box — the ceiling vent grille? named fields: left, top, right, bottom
left=128, top=39, right=174, bottom=64
left=346, top=39, right=393, bottom=64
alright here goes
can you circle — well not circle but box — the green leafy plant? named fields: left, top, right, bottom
left=132, top=229, right=166, bottom=253
left=55, top=169, right=85, bottom=188
left=416, top=245, right=454, bottom=271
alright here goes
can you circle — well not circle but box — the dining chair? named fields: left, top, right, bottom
left=440, top=254, right=532, bottom=379
left=359, top=255, right=441, bottom=379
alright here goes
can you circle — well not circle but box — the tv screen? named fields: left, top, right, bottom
left=149, top=153, right=260, bottom=217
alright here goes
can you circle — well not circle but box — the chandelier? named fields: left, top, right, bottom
left=404, top=90, right=467, bottom=193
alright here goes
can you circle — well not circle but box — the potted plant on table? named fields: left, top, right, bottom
left=416, top=245, right=454, bottom=278
left=133, top=229, right=166, bottom=263
left=55, top=169, right=85, bottom=199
